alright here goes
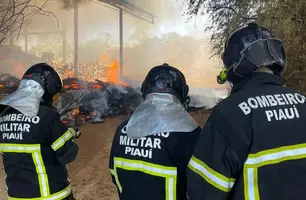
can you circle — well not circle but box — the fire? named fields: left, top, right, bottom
left=106, top=60, right=127, bottom=86
left=63, top=78, right=104, bottom=90
left=64, top=107, right=101, bottom=126
left=60, top=53, right=128, bottom=90
left=61, top=64, right=74, bottom=79
left=72, top=107, right=80, bottom=117
left=66, top=70, right=74, bottom=78
left=63, top=79, right=79, bottom=90
left=0, top=53, right=128, bottom=91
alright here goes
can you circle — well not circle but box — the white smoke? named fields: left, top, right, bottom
left=124, top=79, right=229, bottom=109
left=88, top=90, right=109, bottom=120
left=188, top=88, right=229, bottom=109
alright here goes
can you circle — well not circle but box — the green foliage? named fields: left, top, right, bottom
left=186, top=0, right=259, bottom=55
left=185, top=0, right=306, bottom=91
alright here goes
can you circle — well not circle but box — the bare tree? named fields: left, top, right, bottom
left=0, top=0, right=58, bottom=46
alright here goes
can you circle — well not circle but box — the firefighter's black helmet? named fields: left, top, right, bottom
left=22, top=63, right=63, bottom=105
left=141, top=63, right=189, bottom=104
left=221, top=22, right=286, bottom=83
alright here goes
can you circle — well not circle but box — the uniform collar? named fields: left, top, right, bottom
left=231, top=72, right=285, bottom=94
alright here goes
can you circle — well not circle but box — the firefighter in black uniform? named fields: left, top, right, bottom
left=0, top=63, right=80, bottom=200
left=187, top=22, right=306, bottom=200
left=109, top=63, right=201, bottom=200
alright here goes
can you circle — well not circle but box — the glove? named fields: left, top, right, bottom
left=68, top=127, right=81, bottom=139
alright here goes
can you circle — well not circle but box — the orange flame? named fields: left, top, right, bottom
left=72, top=107, right=80, bottom=117
left=59, top=53, right=128, bottom=89
left=106, top=60, right=127, bottom=86
left=0, top=52, right=128, bottom=91
left=66, top=70, right=74, bottom=78
left=63, top=79, right=81, bottom=90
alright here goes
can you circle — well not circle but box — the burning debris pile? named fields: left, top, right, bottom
left=54, top=60, right=141, bottom=126
left=0, top=57, right=215, bottom=127
left=56, top=79, right=142, bottom=127
left=0, top=73, right=19, bottom=88
left=0, top=73, right=142, bottom=127
left=0, top=47, right=221, bottom=128
left=0, top=58, right=144, bottom=126
left=63, top=78, right=105, bottom=90
left=0, top=73, right=20, bottom=95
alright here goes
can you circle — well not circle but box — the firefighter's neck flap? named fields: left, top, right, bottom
left=0, top=79, right=44, bottom=116
left=126, top=93, right=198, bottom=139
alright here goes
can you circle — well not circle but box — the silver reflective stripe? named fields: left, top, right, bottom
left=113, top=157, right=177, bottom=200
left=110, top=169, right=122, bottom=193
left=245, top=147, right=306, bottom=165
left=114, top=159, right=177, bottom=176
left=167, top=178, right=175, bottom=200
left=246, top=168, right=256, bottom=200
left=243, top=143, right=306, bottom=200
left=33, top=152, right=49, bottom=197
left=8, top=185, right=71, bottom=200
left=188, top=156, right=235, bottom=192
left=1, top=144, right=50, bottom=197
left=45, top=186, right=71, bottom=200
left=51, top=130, right=73, bottom=151
left=0, top=144, right=40, bottom=152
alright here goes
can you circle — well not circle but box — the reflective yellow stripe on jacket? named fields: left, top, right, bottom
left=188, top=155, right=235, bottom=192
left=51, top=130, right=73, bottom=151
left=0, top=144, right=50, bottom=197
left=244, top=143, right=306, bottom=200
left=8, top=185, right=72, bottom=200
left=110, top=157, right=177, bottom=200
left=110, top=168, right=122, bottom=193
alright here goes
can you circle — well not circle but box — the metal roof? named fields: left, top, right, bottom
left=98, top=0, right=155, bottom=24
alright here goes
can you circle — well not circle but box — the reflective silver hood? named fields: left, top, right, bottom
left=0, top=79, right=44, bottom=116
left=126, top=93, right=198, bottom=139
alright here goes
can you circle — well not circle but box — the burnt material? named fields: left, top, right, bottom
left=0, top=74, right=19, bottom=95
left=0, top=73, right=205, bottom=127
left=56, top=83, right=143, bottom=127
left=63, top=78, right=105, bottom=90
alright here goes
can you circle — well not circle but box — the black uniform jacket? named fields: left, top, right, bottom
left=110, top=120, right=200, bottom=200
left=0, top=105, right=78, bottom=199
left=187, top=73, right=306, bottom=200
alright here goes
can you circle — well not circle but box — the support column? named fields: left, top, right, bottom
left=24, top=28, right=28, bottom=53
left=74, top=0, right=79, bottom=77
left=119, top=7, right=123, bottom=78
left=62, top=27, right=67, bottom=63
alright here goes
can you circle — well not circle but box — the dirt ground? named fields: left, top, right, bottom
left=0, top=109, right=211, bottom=200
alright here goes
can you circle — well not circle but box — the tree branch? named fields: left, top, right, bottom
left=0, top=0, right=58, bottom=46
